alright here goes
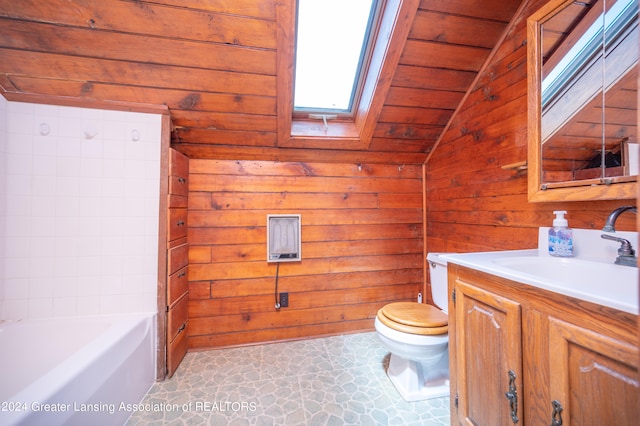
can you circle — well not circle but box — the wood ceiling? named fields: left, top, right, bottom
left=0, top=0, right=523, bottom=164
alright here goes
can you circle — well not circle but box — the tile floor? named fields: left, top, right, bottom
left=126, top=332, right=450, bottom=425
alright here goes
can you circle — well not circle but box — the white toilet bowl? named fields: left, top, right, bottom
left=374, top=252, right=451, bottom=401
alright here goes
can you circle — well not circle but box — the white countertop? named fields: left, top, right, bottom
left=440, top=243, right=638, bottom=315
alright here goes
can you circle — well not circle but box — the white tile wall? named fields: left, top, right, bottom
left=0, top=95, right=6, bottom=319
left=1, top=99, right=161, bottom=320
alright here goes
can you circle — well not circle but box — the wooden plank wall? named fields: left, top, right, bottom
left=425, top=0, right=636, bottom=261
left=187, top=160, right=424, bottom=349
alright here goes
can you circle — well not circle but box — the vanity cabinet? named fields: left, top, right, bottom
left=448, top=263, right=638, bottom=425
left=545, top=315, right=638, bottom=425
left=166, top=148, right=189, bottom=377
left=448, top=265, right=524, bottom=425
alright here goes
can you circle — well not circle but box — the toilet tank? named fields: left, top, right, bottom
left=427, top=253, right=450, bottom=313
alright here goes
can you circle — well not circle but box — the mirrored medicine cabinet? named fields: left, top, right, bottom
left=527, top=0, right=638, bottom=201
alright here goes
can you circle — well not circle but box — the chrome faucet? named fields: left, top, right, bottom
left=601, top=234, right=637, bottom=266
left=602, top=205, right=637, bottom=232
left=601, top=205, right=637, bottom=267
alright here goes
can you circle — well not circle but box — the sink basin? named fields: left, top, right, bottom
left=492, top=255, right=637, bottom=311
left=442, top=249, right=638, bottom=314
left=491, top=255, right=635, bottom=287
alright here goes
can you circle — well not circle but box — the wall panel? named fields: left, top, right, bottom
left=425, top=0, right=636, bottom=262
left=187, top=160, right=423, bottom=349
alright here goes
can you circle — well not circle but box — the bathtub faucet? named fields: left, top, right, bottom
left=602, top=206, right=637, bottom=233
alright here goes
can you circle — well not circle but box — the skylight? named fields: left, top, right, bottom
left=293, top=0, right=378, bottom=114
left=542, top=0, right=637, bottom=106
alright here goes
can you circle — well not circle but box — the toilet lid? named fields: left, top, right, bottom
left=378, top=302, right=448, bottom=336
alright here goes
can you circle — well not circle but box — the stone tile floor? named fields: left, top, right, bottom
left=126, top=332, right=450, bottom=425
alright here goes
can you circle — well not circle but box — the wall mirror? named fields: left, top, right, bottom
left=527, top=0, right=638, bottom=201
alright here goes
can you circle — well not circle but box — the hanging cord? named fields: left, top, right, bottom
left=274, top=262, right=281, bottom=310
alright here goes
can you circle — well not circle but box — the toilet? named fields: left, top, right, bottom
left=375, top=252, right=450, bottom=401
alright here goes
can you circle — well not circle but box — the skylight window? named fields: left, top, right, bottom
left=293, top=0, right=378, bottom=114
left=542, top=0, right=637, bottom=107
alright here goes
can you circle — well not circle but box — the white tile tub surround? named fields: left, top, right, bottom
left=1, top=100, right=162, bottom=320
left=0, top=95, right=7, bottom=319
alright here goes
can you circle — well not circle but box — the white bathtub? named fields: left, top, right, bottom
left=0, top=313, right=156, bottom=426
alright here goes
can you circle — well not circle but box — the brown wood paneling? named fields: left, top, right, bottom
left=392, top=65, right=476, bottom=92
left=189, top=239, right=422, bottom=265
left=186, top=159, right=423, bottom=349
left=189, top=254, right=422, bottom=282
left=187, top=223, right=423, bottom=250
left=189, top=160, right=423, bottom=178
left=420, top=0, right=521, bottom=22
left=204, top=269, right=422, bottom=298
left=4, top=76, right=277, bottom=116
left=156, top=0, right=276, bottom=20
left=425, top=0, right=636, bottom=261
left=410, top=11, right=508, bottom=49
left=400, top=40, right=490, bottom=72
left=0, top=19, right=276, bottom=75
left=189, top=284, right=418, bottom=321
left=0, top=49, right=275, bottom=98
left=0, top=0, right=276, bottom=49
left=172, top=111, right=277, bottom=133
left=0, top=0, right=522, bottom=163
left=385, top=86, right=463, bottom=110
left=188, top=318, right=375, bottom=350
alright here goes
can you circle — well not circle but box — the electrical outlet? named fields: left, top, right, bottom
left=279, top=292, right=289, bottom=308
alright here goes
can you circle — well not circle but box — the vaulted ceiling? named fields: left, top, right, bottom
left=0, top=0, right=523, bottom=163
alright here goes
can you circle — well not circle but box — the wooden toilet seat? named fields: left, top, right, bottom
left=377, top=302, right=448, bottom=335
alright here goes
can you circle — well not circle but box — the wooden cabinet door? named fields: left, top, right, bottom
left=452, top=276, right=523, bottom=426
left=548, top=317, right=639, bottom=426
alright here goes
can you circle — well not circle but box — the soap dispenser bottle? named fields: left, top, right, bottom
left=548, top=210, right=574, bottom=257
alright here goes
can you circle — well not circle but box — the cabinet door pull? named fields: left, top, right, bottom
left=177, top=177, right=186, bottom=184
left=550, top=400, right=563, bottom=426
left=177, top=322, right=186, bottom=333
left=176, top=221, right=185, bottom=226
left=505, top=370, right=519, bottom=423
left=178, top=271, right=186, bottom=278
